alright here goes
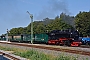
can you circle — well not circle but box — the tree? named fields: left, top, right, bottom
left=46, top=16, right=73, bottom=32
left=75, top=11, right=90, bottom=36
left=9, top=28, right=19, bottom=35
left=60, top=12, right=75, bottom=28
left=34, top=22, right=46, bottom=34
left=9, top=27, right=25, bottom=35
left=7, top=13, right=74, bottom=35
left=18, top=27, right=25, bottom=34
left=42, top=17, right=54, bottom=25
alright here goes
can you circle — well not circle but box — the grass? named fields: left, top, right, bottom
left=0, top=45, right=88, bottom=60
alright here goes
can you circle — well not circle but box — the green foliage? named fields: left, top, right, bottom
left=8, top=13, right=73, bottom=35
left=0, top=46, right=88, bottom=60
left=0, top=46, right=79, bottom=60
left=0, top=46, right=13, bottom=51
left=46, top=17, right=73, bottom=31
left=3, top=11, right=90, bottom=36
left=33, top=22, right=46, bottom=34
left=9, top=27, right=25, bottom=35
left=14, top=50, right=51, bottom=60
left=75, top=11, right=90, bottom=36
left=60, top=12, right=75, bottom=27
left=55, top=55, right=78, bottom=60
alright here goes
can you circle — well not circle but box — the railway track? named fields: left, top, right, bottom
left=80, top=45, right=90, bottom=48
left=0, top=41, right=90, bottom=56
left=0, top=41, right=28, bottom=60
left=0, top=51, right=20, bottom=60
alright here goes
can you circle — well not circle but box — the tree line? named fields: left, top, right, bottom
left=4, top=11, right=90, bottom=37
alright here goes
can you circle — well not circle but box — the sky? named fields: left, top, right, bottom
left=0, top=0, right=90, bottom=35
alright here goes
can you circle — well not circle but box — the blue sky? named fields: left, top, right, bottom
left=0, top=0, right=90, bottom=35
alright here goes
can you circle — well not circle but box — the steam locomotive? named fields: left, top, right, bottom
left=0, top=29, right=82, bottom=46
left=47, top=30, right=82, bottom=46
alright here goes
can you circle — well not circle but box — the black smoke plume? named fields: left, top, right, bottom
left=36, top=0, right=71, bottom=20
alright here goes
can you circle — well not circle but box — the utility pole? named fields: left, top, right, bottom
left=27, top=11, right=33, bottom=44
left=6, top=29, right=8, bottom=41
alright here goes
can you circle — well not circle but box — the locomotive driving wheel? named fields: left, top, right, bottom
left=63, top=40, right=71, bottom=46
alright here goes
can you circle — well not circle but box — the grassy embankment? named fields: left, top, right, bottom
left=0, top=45, right=88, bottom=60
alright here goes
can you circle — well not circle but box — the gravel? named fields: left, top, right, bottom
left=0, top=43, right=90, bottom=60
